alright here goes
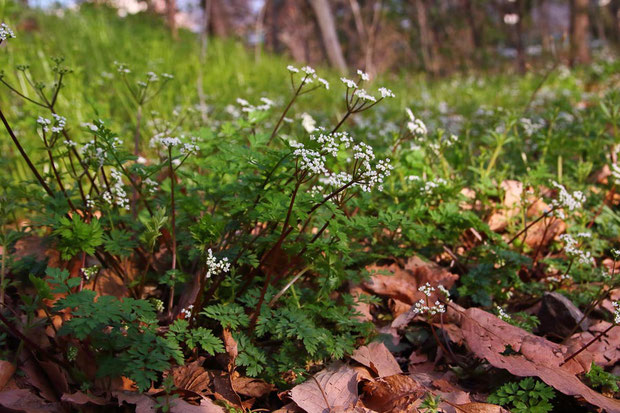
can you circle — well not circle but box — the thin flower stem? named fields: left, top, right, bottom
left=560, top=323, right=615, bottom=366
left=268, top=78, right=306, bottom=145
left=0, top=107, right=54, bottom=197
left=41, top=131, right=76, bottom=211
left=167, top=146, right=177, bottom=317
left=507, top=209, right=552, bottom=245
left=268, top=266, right=311, bottom=307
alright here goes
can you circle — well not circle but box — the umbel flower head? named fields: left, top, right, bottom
left=0, top=23, right=15, bottom=42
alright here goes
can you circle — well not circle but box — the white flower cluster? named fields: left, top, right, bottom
left=114, top=61, right=131, bottom=74
left=340, top=70, right=394, bottom=102
left=181, top=305, right=194, bottom=319
left=150, top=298, right=164, bottom=313
left=85, top=194, right=95, bottom=209
left=550, top=181, right=585, bottom=219
left=496, top=306, right=512, bottom=322
left=236, top=96, right=275, bottom=112
left=103, top=168, right=130, bottom=210
left=411, top=283, right=446, bottom=316
left=406, top=108, right=427, bottom=136
left=0, top=23, right=15, bottom=42
left=149, top=134, right=199, bottom=155
left=37, top=114, right=66, bottom=134
left=81, top=265, right=100, bottom=281
left=144, top=177, right=158, bottom=194
left=546, top=273, right=572, bottom=283
left=354, top=89, right=376, bottom=103
left=288, top=65, right=329, bottom=89
left=420, top=178, right=447, bottom=196
left=205, top=249, right=230, bottom=279
left=291, top=130, right=393, bottom=193
left=300, top=112, right=316, bottom=133
left=520, top=117, right=545, bottom=137
left=614, top=301, right=620, bottom=324
left=559, top=233, right=594, bottom=265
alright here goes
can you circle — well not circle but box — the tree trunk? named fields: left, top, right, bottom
left=570, top=0, right=591, bottom=65
left=414, top=0, right=438, bottom=75
left=166, top=0, right=177, bottom=39
left=308, top=0, right=348, bottom=73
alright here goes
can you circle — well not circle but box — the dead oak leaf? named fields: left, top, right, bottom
left=0, top=388, right=59, bottom=412
left=361, top=374, right=424, bottom=413
left=351, top=342, right=401, bottom=378
left=565, top=321, right=620, bottom=367
left=290, top=363, right=359, bottom=413
left=231, top=376, right=275, bottom=398
left=0, top=361, right=16, bottom=391
left=364, top=256, right=458, bottom=306
left=461, top=307, right=620, bottom=413
left=454, top=402, right=509, bottom=413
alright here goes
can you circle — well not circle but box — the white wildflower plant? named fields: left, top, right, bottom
left=0, top=23, right=15, bottom=42
left=289, top=128, right=393, bottom=201
left=205, top=249, right=231, bottom=279
left=549, top=181, right=586, bottom=219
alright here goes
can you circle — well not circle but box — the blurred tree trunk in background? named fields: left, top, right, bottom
left=210, top=0, right=230, bottom=37
left=308, top=0, right=348, bottom=73
left=515, top=0, right=526, bottom=73
left=570, top=0, right=591, bottom=64
left=347, top=0, right=382, bottom=77
left=166, top=0, right=177, bottom=39
left=414, top=0, right=439, bottom=75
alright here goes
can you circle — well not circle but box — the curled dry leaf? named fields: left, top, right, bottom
left=0, top=388, right=59, bottom=412
left=222, top=328, right=238, bottom=372
left=360, top=374, right=424, bottom=412
left=170, top=358, right=213, bottom=395
left=351, top=342, right=402, bottom=378
left=460, top=307, right=620, bottom=413
left=454, top=402, right=510, bottom=413
left=169, top=397, right=226, bottom=413
left=363, top=256, right=457, bottom=313
left=487, top=180, right=523, bottom=232
left=289, top=363, right=359, bottom=413
left=0, top=361, right=16, bottom=391
left=231, top=375, right=275, bottom=398
left=61, top=391, right=107, bottom=406
left=113, top=391, right=157, bottom=413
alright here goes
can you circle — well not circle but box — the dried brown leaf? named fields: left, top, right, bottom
left=461, top=307, right=620, bottom=413
left=290, top=363, right=359, bottom=413
left=351, top=342, right=401, bottom=378
left=231, top=376, right=275, bottom=398
left=364, top=257, right=458, bottom=307
left=361, top=374, right=424, bottom=412
left=113, top=391, right=157, bottom=413
left=0, top=388, right=59, bottom=412
left=488, top=180, right=523, bottom=232
left=454, top=402, right=509, bottom=413
left=565, top=321, right=620, bottom=367
left=0, top=361, right=16, bottom=391
left=61, top=391, right=107, bottom=405
left=169, top=397, right=226, bottom=413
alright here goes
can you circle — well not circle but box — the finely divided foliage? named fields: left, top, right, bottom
left=1, top=16, right=620, bottom=411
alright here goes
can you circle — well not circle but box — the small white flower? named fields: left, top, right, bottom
left=378, top=87, right=395, bottom=98
left=287, top=65, right=299, bottom=73
left=205, top=249, right=231, bottom=279
left=496, top=306, right=512, bottom=322
left=301, top=112, right=316, bottom=133
left=0, top=23, right=15, bottom=42
left=301, top=66, right=316, bottom=76
left=354, top=89, right=376, bottom=102
left=181, top=305, right=194, bottom=319
left=340, top=77, right=358, bottom=89
left=317, top=77, right=330, bottom=90
left=357, top=69, right=370, bottom=81
left=162, top=73, right=174, bottom=80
